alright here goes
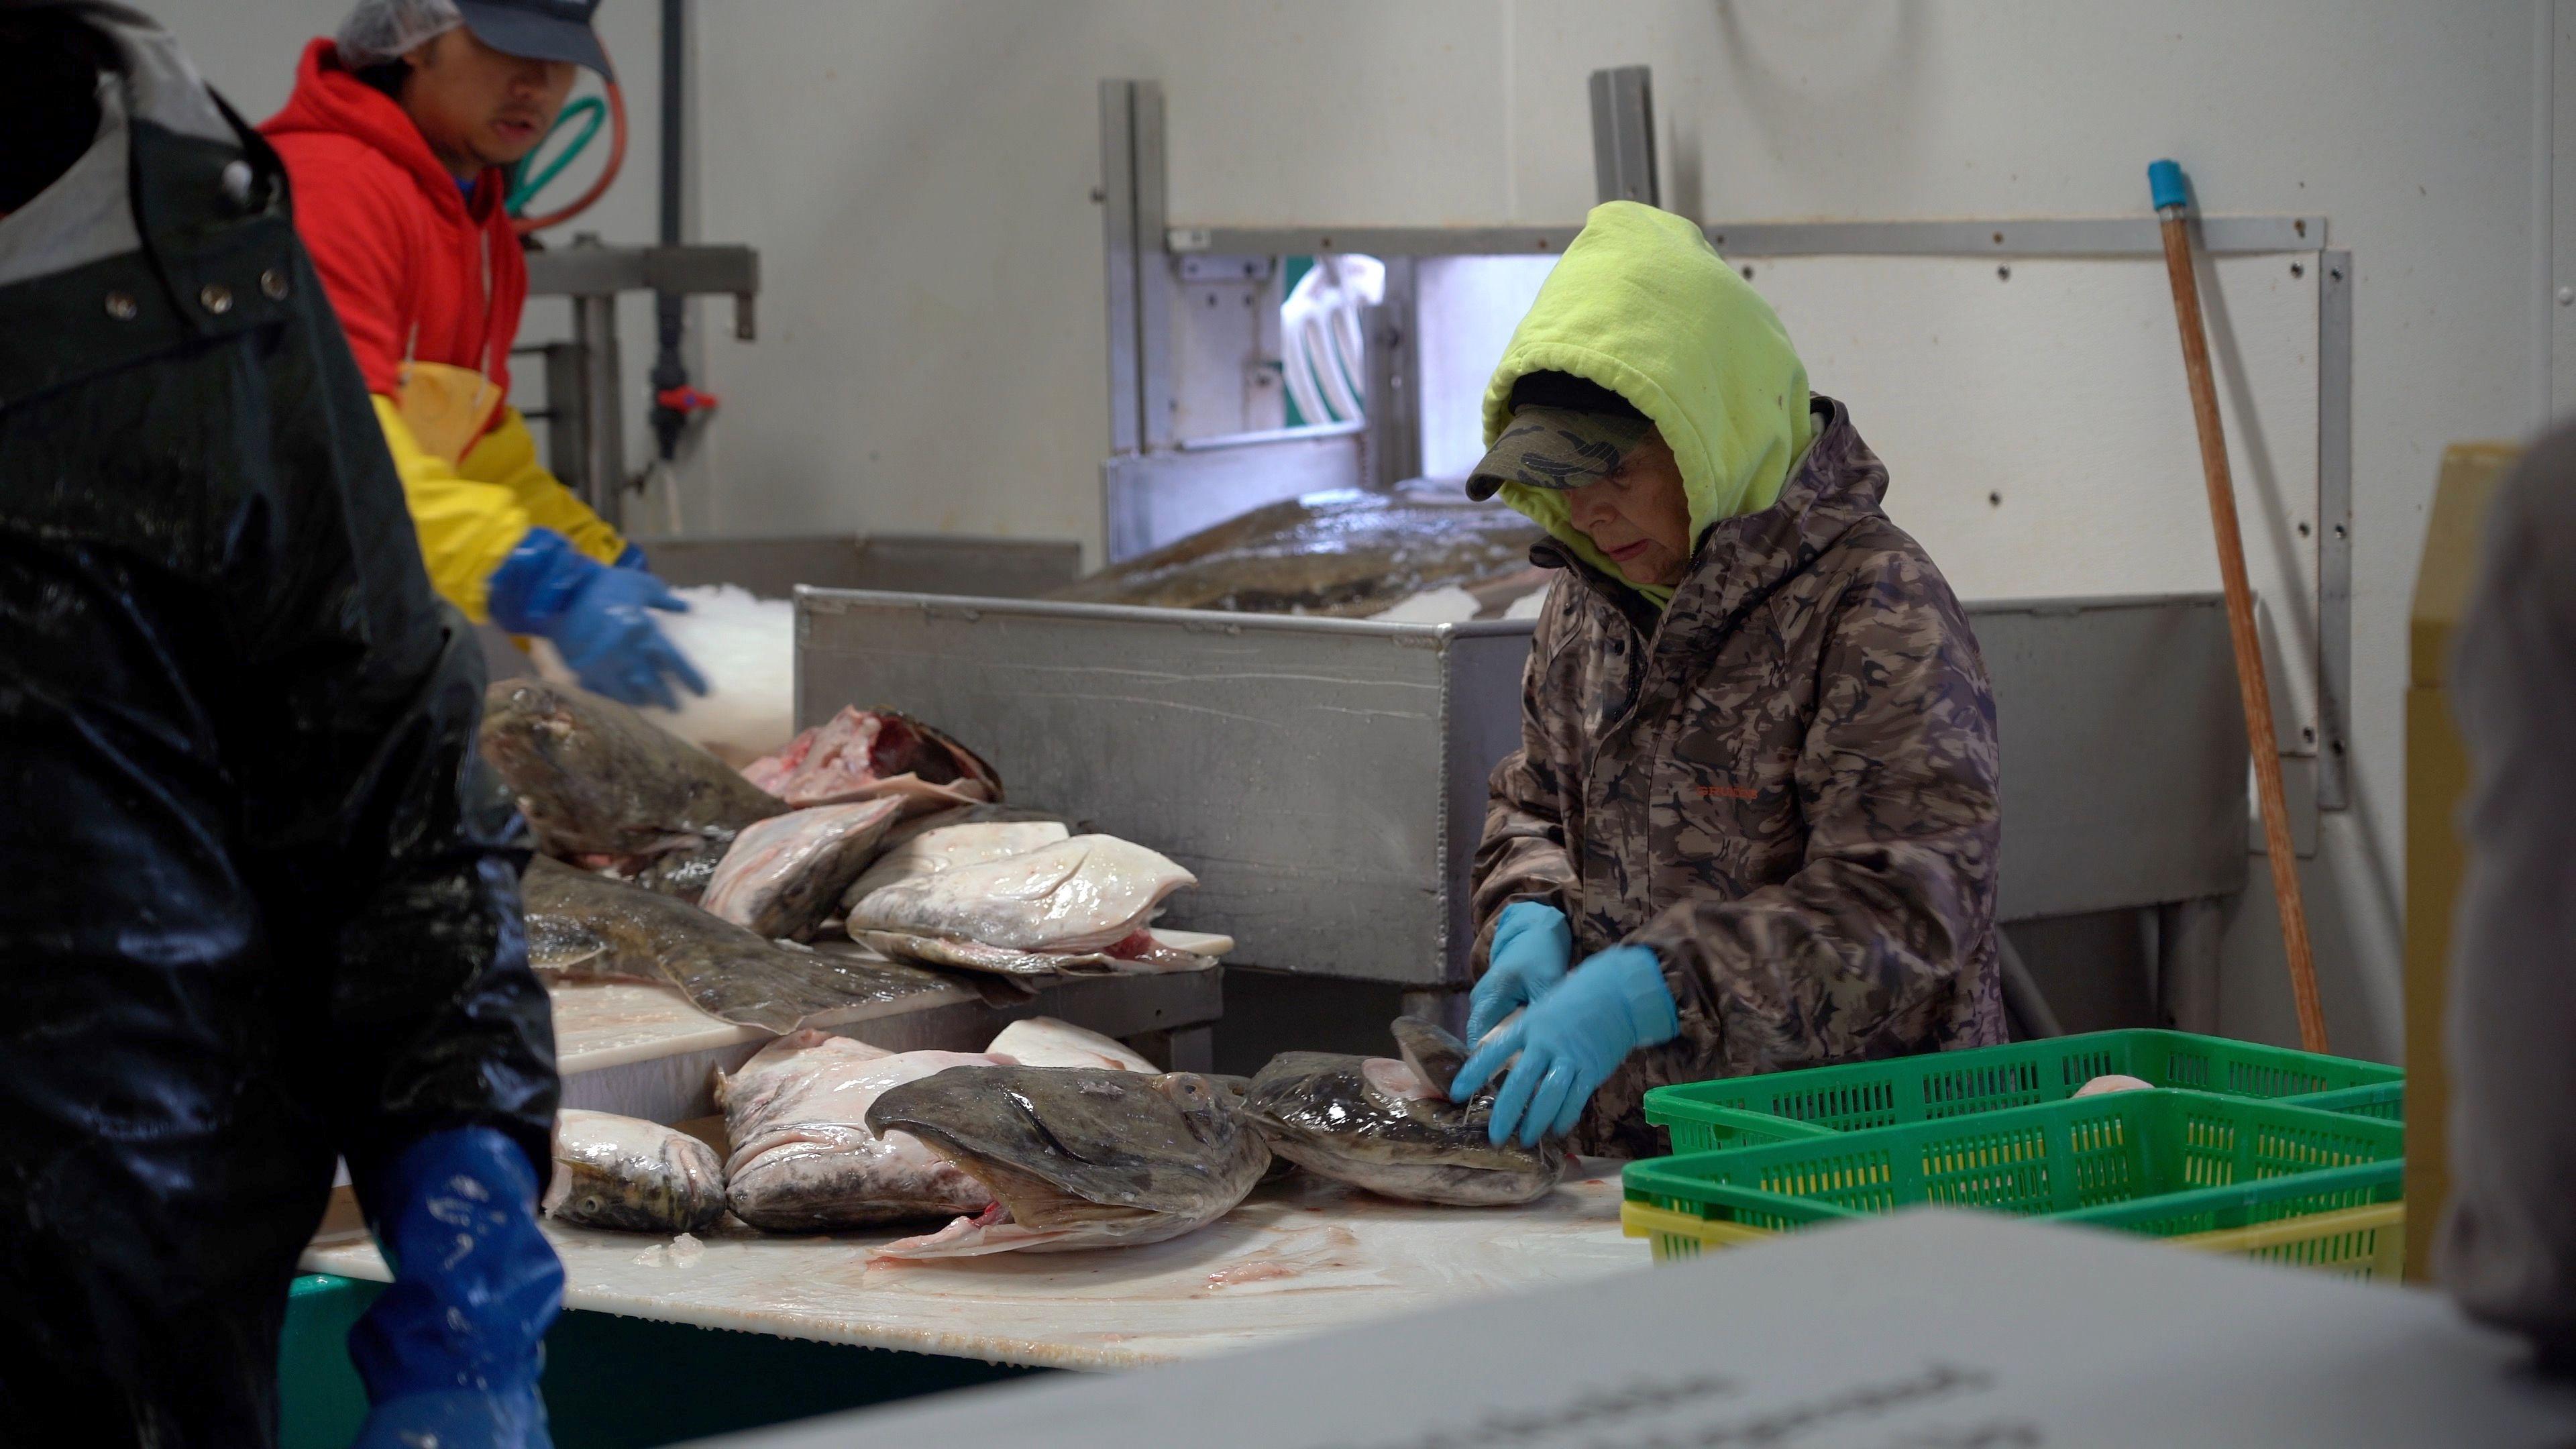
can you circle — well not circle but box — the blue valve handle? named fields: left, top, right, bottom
left=2148, top=159, right=2190, bottom=214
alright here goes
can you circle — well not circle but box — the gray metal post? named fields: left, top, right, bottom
left=1097, top=80, right=1144, bottom=457
left=572, top=292, right=625, bottom=529
left=1133, top=82, right=1173, bottom=450
left=1362, top=257, right=1419, bottom=491
left=2156, top=896, right=2226, bottom=1034
left=1097, top=80, right=1173, bottom=465
left=2315, top=248, right=2354, bottom=810
left=1589, top=66, right=1658, bottom=207
left=538, top=341, right=588, bottom=492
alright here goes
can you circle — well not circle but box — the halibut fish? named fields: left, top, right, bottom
left=846, top=834, right=1208, bottom=980
left=841, top=819, right=1073, bottom=906
left=986, top=1016, right=1156, bottom=1072
left=482, top=679, right=786, bottom=862
left=700, top=798, right=905, bottom=941
left=545, top=1109, right=727, bottom=1234
left=1044, top=484, right=1546, bottom=618
left=1244, top=1017, right=1567, bottom=1206
left=863, top=1065, right=1269, bottom=1258
left=716, top=1031, right=1002, bottom=1231
left=522, top=857, right=953, bottom=1032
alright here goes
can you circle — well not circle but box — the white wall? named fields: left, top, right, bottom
left=163, top=1, right=2554, bottom=1065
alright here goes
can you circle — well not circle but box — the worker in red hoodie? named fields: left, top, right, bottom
left=266, top=0, right=704, bottom=710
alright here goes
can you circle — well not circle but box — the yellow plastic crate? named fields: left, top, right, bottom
left=1621, top=1196, right=2409, bottom=1280
left=2169, top=1200, right=2407, bottom=1279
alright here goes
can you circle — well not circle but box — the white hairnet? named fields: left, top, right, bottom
left=335, top=0, right=465, bottom=68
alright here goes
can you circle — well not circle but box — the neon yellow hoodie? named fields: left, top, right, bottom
left=1484, top=201, right=1813, bottom=607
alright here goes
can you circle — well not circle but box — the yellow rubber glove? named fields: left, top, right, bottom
left=459, top=409, right=628, bottom=568
left=371, top=395, right=532, bottom=625
left=370, top=400, right=628, bottom=623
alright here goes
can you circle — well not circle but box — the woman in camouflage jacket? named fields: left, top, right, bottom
left=1450, top=203, right=2004, bottom=1159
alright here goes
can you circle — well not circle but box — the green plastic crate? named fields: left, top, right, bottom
left=1643, top=1028, right=2403, bottom=1155
left=2290, top=1079, right=2405, bottom=1122
left=1624, top=1089, right=2402, bottom=1247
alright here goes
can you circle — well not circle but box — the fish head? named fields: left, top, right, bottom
left=480, top=681, right=588, bottom=837
left=1387, top=1016, right=1470, bottom=1099
left=868, top=710, right=1004, bottom=798
left=865, top=1065, right=1269, bottom=1239
left=1243, top=1040, right=1568, bottom=1206
left=525, top=910, right=610, bottom=979
left=1152, top=1071, right=1256, bottom=1148
left=548, top=1110, right=728, bottom=1234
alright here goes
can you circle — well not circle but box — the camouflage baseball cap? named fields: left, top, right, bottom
left=1465, top=406, right=1655, bottom=501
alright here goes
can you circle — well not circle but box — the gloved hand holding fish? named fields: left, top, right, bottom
left=1244, top=1016, right=1568, bottom=1205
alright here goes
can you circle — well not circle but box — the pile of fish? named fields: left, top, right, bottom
left=480, top=679, right=1224, bottom=1031
left=542, top=1014, right=1568, bottom=1267
left=490, top=687, right=1572, bottom=1265
left=523, top=856, right=947, bottom=1034
left=1046, top=482, right=1549, bottom=618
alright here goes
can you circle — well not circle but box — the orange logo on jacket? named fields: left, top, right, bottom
left=1696, top=784, right=1758, bottom=800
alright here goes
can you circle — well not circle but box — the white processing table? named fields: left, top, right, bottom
left=302, top=1159, right=1642, bottom=1370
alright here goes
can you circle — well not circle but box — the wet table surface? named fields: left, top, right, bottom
left=303, top=1161, right=1644, bottom=1371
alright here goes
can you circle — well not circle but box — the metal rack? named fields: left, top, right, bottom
left=518, top=236, right=759, bottom=530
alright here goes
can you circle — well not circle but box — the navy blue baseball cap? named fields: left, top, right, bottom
left=456, top=0, right=611, bottom=78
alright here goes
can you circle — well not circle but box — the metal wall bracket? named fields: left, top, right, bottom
left=1169, top=215, right=2326, bottom=260
left=1099, top=79, right=1172, bottom=460
left=1589, top=66, right=1659, bottom=206
left=523, top=240, right=759, bottom=338
left=2314, top=248, right=2354, bottom=810
left=1362, top=258, right=1420, bottom=490
left=520, top=237, right=763, bottom=527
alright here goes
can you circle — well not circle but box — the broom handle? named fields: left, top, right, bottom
left=2148, top=159, right=2329, bottom=1053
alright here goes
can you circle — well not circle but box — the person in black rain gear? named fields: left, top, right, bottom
left=0, top=5, right=561, bottom=1445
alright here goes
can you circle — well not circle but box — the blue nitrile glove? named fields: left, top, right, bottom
left=488, top=528, right=707, bottom=710
left=1464, top=902, right=1574, bottom=1046
left=613, top=541, right=649, bottom=570
left=349, top=1127, right=564, bottom=1449
left=1451, top=945, right=1680, bottom=1148
left=354, top=1390, right=553, bottom=1449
